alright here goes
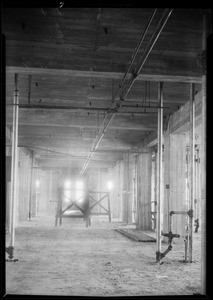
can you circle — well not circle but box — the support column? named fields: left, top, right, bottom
left=98, top=169, right=101, bottom=213
left=156, top=82, right=163, bottom=262
left=188, top=83, right=195, bottom=262
left=29, top=151, right=34, bottom=221
left=7, top=74, right=19, bottom=261
left=123, top=153, right=130, bottom=224
left=134, top=155, right=139, bottom=226
left=163, top=129, right=170, bottom=239
left=200, top=13, right=207, bottom=295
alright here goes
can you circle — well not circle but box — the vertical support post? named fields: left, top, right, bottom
left=188, top=83, right=195, bottom=262
left=55, top=186, right=59, bottom=227
left=200, top=13, right=207, bottom=295
left=108, top=193, right=111, bottom=222
left=154, top=149, right=157, bottom=230
left=197, top=148, right=201, bottom=223
left=194, top=147, right=199, bottom=229
left=134, top=155, right=138, bottom=225
left=127, top=151, right=130, bottom=224
left=8, top=73, right=19, bottom=260
left=29, top=151, right=34, bottom=221
left=98, top=169, right=101, bottom=214
left=156, top=82, right=163, bottom=262
left=59, top=186, right=62, bottom=226
left=35, top=169, right=38, bottom=218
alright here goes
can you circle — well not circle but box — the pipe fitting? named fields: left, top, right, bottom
left=187, top=209, right=194, bottom=218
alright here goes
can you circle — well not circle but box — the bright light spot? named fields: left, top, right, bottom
left=76, top=180, right=83, bottom=189
left=107, top=181, right=113, bottom=191
left=64, top=180, right=71, bottom=189
left=36, top=180, right=39, bottom=188
left=76, top=180, right=84, bottom=202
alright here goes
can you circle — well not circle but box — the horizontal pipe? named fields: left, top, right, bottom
left=80, top=8, right=173, bottom=174
left=107, top=9, right=158, bottom=108
left=119, top=9, right=157, bottom=89
left=134, top=8, right=173, bottom=77
left=170, top=211, right=188, bottom=215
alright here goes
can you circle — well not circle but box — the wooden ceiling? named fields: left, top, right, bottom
left=3, top=7, right=210, bottom=173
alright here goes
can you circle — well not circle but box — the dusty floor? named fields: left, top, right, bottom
left=6, top=215, right=202, bottom=297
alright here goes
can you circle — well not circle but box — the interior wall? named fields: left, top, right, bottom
left=150, top=149, right=157, bottom=231
left=107, top=162, right=124, bottom=221
left=38, top=170, right=59, bottom=216
left=6, top=148, right=12, bottom=232
left=163, top=133, right=187, bottom=242
left=136, top=151, right=152, bottom=230
left=18, top=148, right=32, bottom=221
left=122, top=153, right=133, bottom=224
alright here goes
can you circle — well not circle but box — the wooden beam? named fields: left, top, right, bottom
left=138, top=91, right=202, bottom=149
left=168, top=92, right=202, bottom=134
left=6, top=66, right=202, bottom=83
left=6, top=120, right=156, bottom=132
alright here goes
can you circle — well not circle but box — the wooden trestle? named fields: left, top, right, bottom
left=55, top=189, right=111, bottom=227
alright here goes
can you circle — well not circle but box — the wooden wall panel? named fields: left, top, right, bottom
left=122, top=153, right=133, bottom=224
left=136, top=152, right=152, bottom=230
left=18, top=148, right=31, bottom=221
left=169, top=134, right=187, bottom=241
left=163, top=131, right=170, bottom=236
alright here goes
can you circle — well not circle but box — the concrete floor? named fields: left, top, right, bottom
left=6, top=215, right=202, bottom=296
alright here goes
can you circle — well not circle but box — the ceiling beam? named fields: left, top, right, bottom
left=6, top=104, right=164, bottom=116
left=6, top=121, right=156, bottom=131
left=6, top=66, right=202, bottom=84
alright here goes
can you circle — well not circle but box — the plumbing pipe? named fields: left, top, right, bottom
left=119, top=9, right=157, bottom=90
left=119, top=8, right=173, bottom=102
left=6, top=74, right=19, bottom=261
left=184, top=235, right=188, bottom=262
left=80, top=9, right=173, bottom=175
left=28, top=151, right=34, bottom=221
left=101, top=9, right=158, bottom=120
left=188, top=82, right=195, bottom=263
left=85, top=8, right=158, bottom=145
left=201, top=13, right=207, bottom=295
left=133, top=8, right=173, bottom=78
left=156, top=82, right=163, bottom=262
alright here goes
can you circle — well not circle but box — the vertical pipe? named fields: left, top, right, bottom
left=108, top=193, right=111, bottom=222
left=35, top=169, right=38, bottom=218
left=189, top=83, right=195, bottom=262
left=197, top=148, right=201, bottom=222
left=29, top=152, right=34, bottom=221
left=9, top=73, right=19, bottom=259
left=154, top=149, right=158, bottom=230
left=201, top=13, right=207, bottom=295
left=195, top=148, right=198, bottom=221
left=133, top=155, right=137, bottom=224
left=135, top=156, right=139, bottom=227
left=156, top=82, right=163, bottom=261
left=98, top=169, right=101, bottom=213
left=49, top=170, right=52, bottom=213
left=127, top=152, right=130, bottom=224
